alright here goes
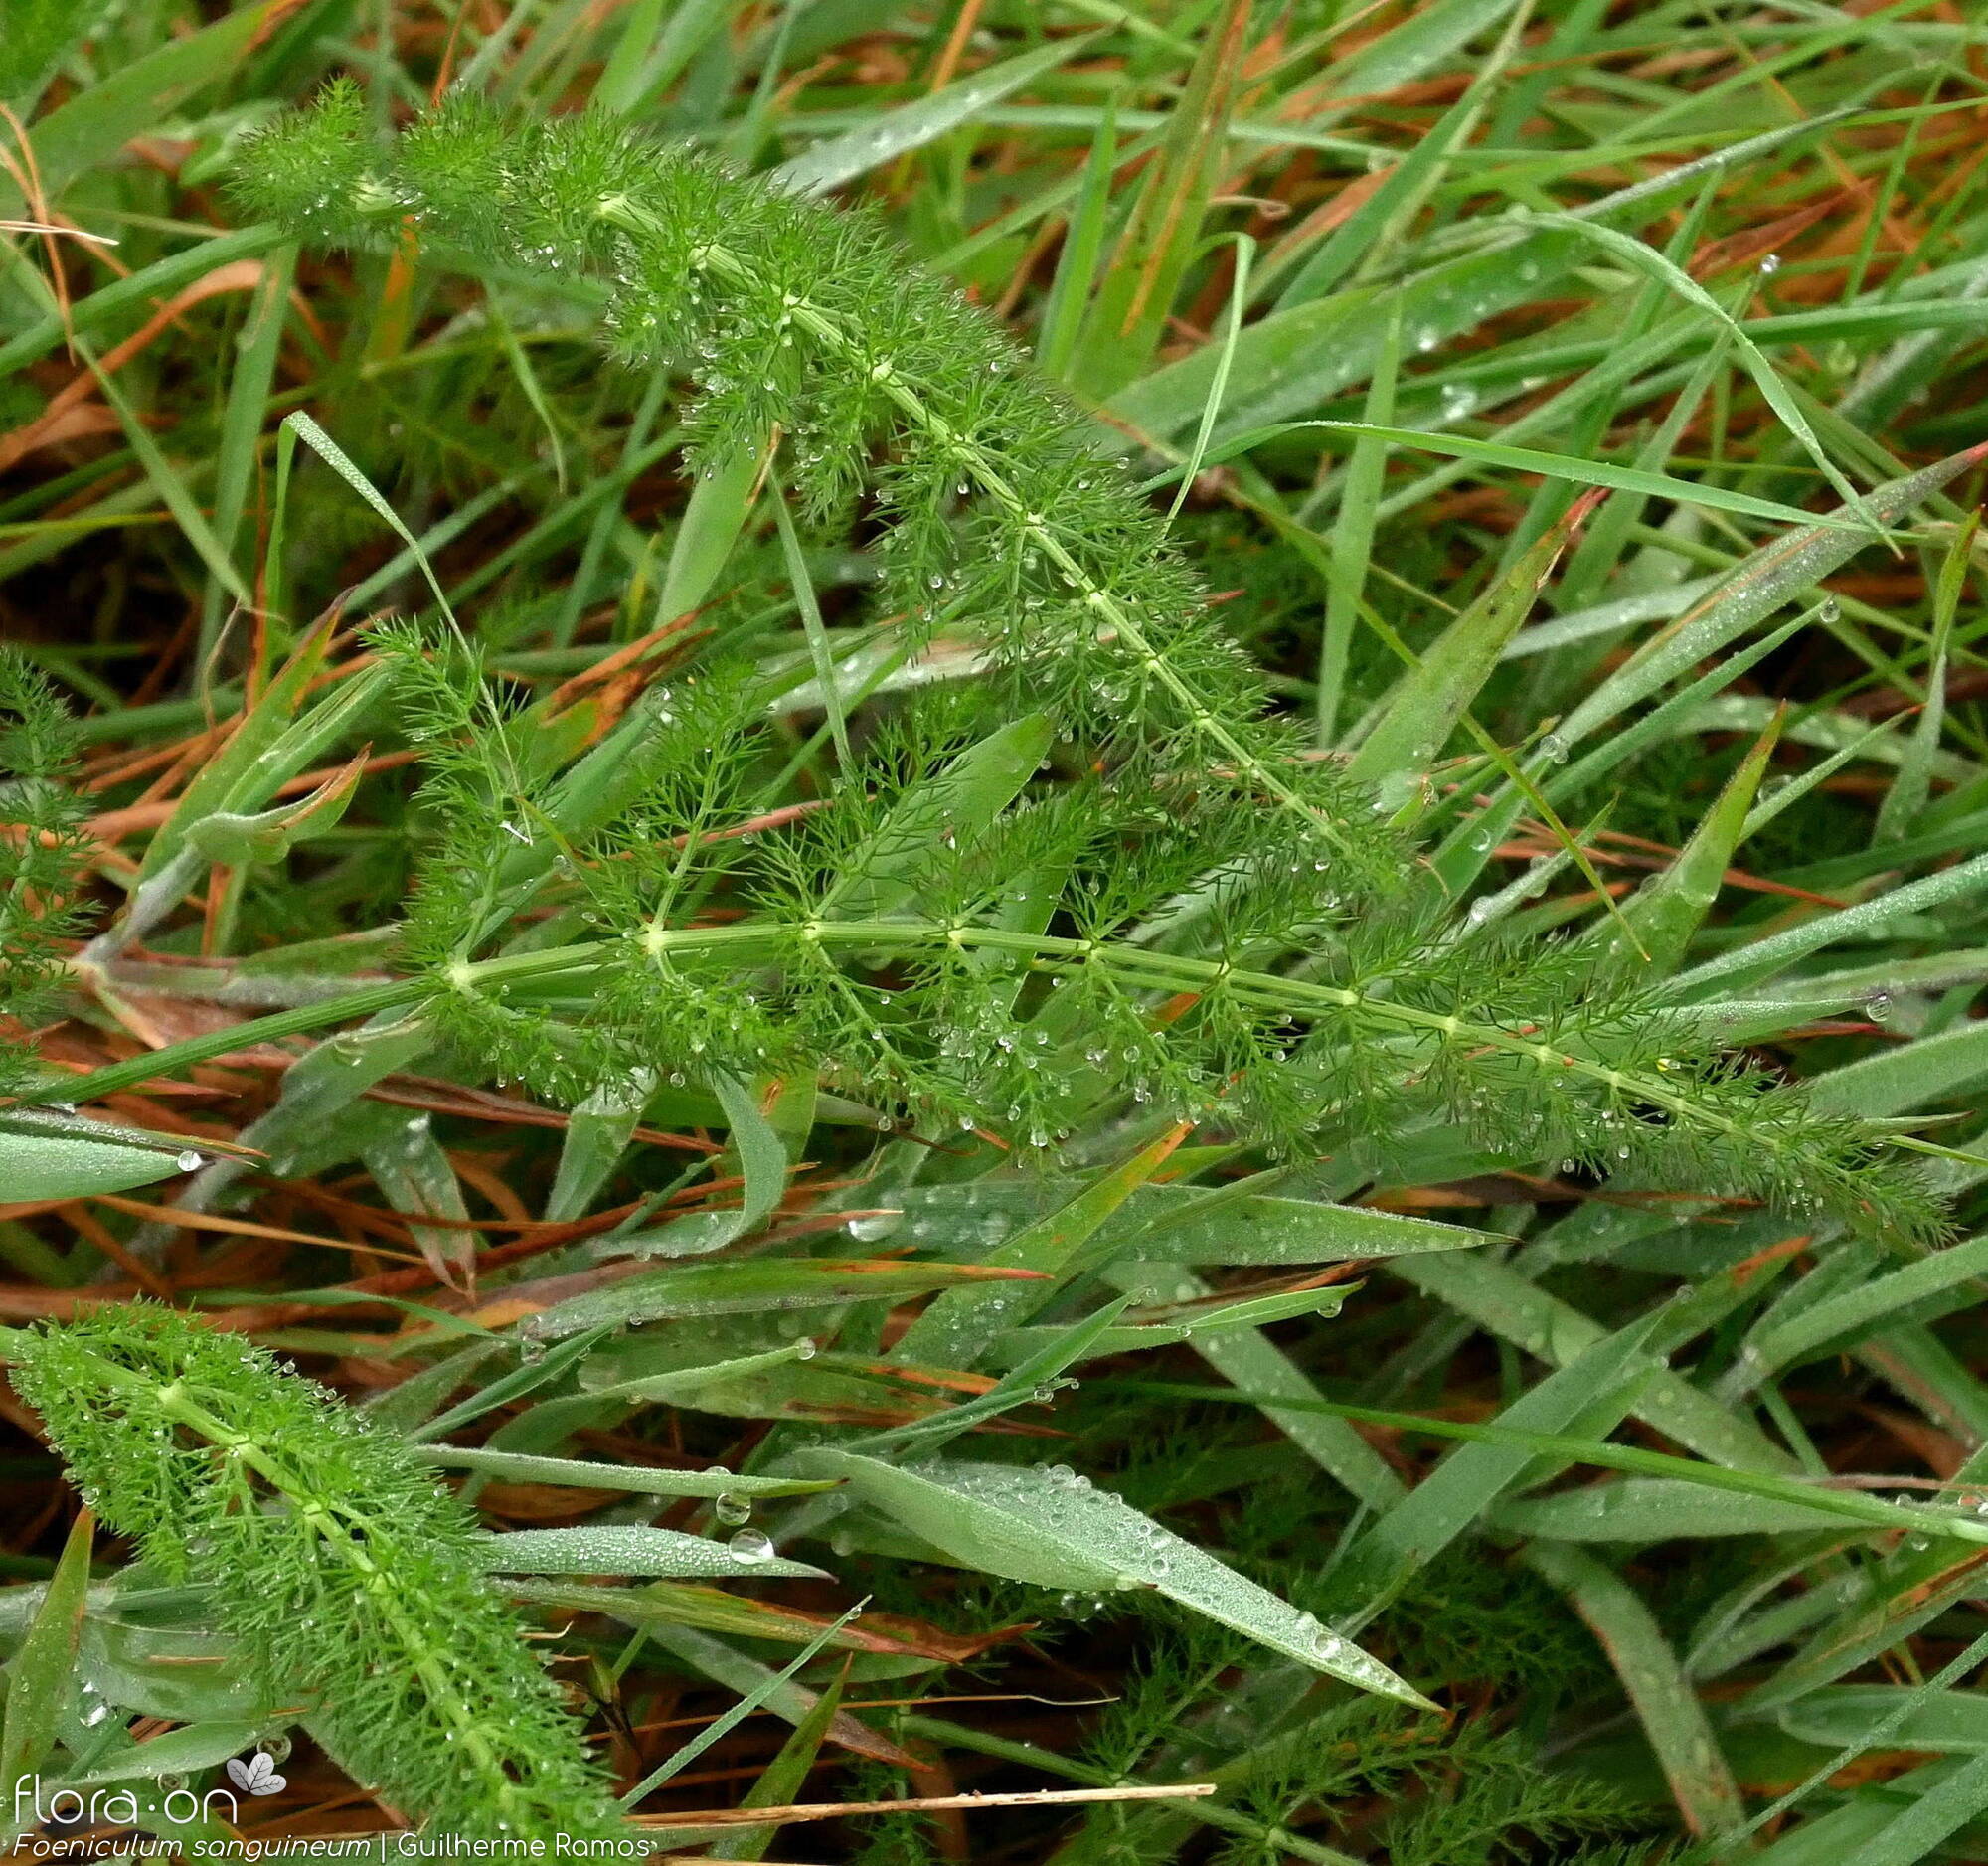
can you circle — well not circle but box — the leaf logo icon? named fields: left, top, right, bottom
left=226, top=1753, right=286, bottom=1796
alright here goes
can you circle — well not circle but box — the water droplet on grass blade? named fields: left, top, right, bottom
left=728, top=1529, right=774, bottom=1565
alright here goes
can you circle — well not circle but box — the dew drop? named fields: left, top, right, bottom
left=729, top=1529, right=775, bottom=1565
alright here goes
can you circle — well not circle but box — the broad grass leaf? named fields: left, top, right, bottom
left=360, top=1113, right=474, bottom=1290
left=521, top=1258, right=1042, bottom=1340
left=0, top=0, right=119, bottom=108
left=1741, top=1232, right=1988, bottom=1379
left=892, top=1127, right=1189, bottom=1370
left=657, top=444, right=766, bottom=623
left=0, top=1113, right=203, bottom=1201
left=544, top=1077, right=649, bottom=1225
left=979, top=1319, right=1191, bottom=1365
left=891, top=1174, right=1488, bottom=1265
left=1327, top=0, right=1527, bottom=96
left=1036, top=103, right=1121, bottom=382
left=1801, top=1019, right=1988, bottom=1119
left=1346, top=507, right=1579, bottom=799
left=53, top=1722, right=264, bottom=1790
left=413, top=1447, right=835, bottom=1499
left=230, top=1011, right=436, bottom=1184
left=569, top=1346, right=947, bottom=1426
left=1527, top=1542, right=1747, bottom=1840
left=1322, top=1316, right=1662, bottom=1624
left=0, top=1510, right=91, bottom=1802
left=474, top=1528, right=827, bottom=1581
left=710, top=1669, right=845, bottom=1861
left=182, top=754, right=368, bottom=869
left=1669, top=849, right=1988, bottom=1000
left=641, top=1074, right=789, bottom=1256
left=1745, top=1536, right=1988, bottom=1714
left=1216, top=423, right=1853, bottom=532
left=77, top=1613, right=271, bottom=1726
left=493, top=1341, right=831, bottom=1445
left=1742, top=1776, right=1972, bottom=1866
left=1557, top=442, right=1988, bottom=757
left=773, top=37, right=1100, bottom=198
left=1794, top=1752, right=1988, bottom=1866
left=1492, top=1478, right=1855, bottom=1542
left=0, top=1, right=287, bottom=218
left=1392, top=1253, right=1797, bottom=1472
left=1112, top=1188, right=1488, bottom=1266
left=824, top=715, right=1056, bottom=922
left=1779, top=1689, right=1988, bottom=1754
left=806, top=1450, right=1432, bottom=1706
left=138, top=627, right=387, bottom=883
left=1608, top=714, right=1779, bottom=974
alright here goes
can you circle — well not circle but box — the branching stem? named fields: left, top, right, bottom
left=39, top=921, right=1759, bottom=1173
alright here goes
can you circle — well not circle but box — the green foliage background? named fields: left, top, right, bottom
left=2, top=1, right=1988, bottom=1861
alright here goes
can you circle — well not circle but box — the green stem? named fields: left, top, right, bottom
left=34, top=919, right=1756, bottom=1174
